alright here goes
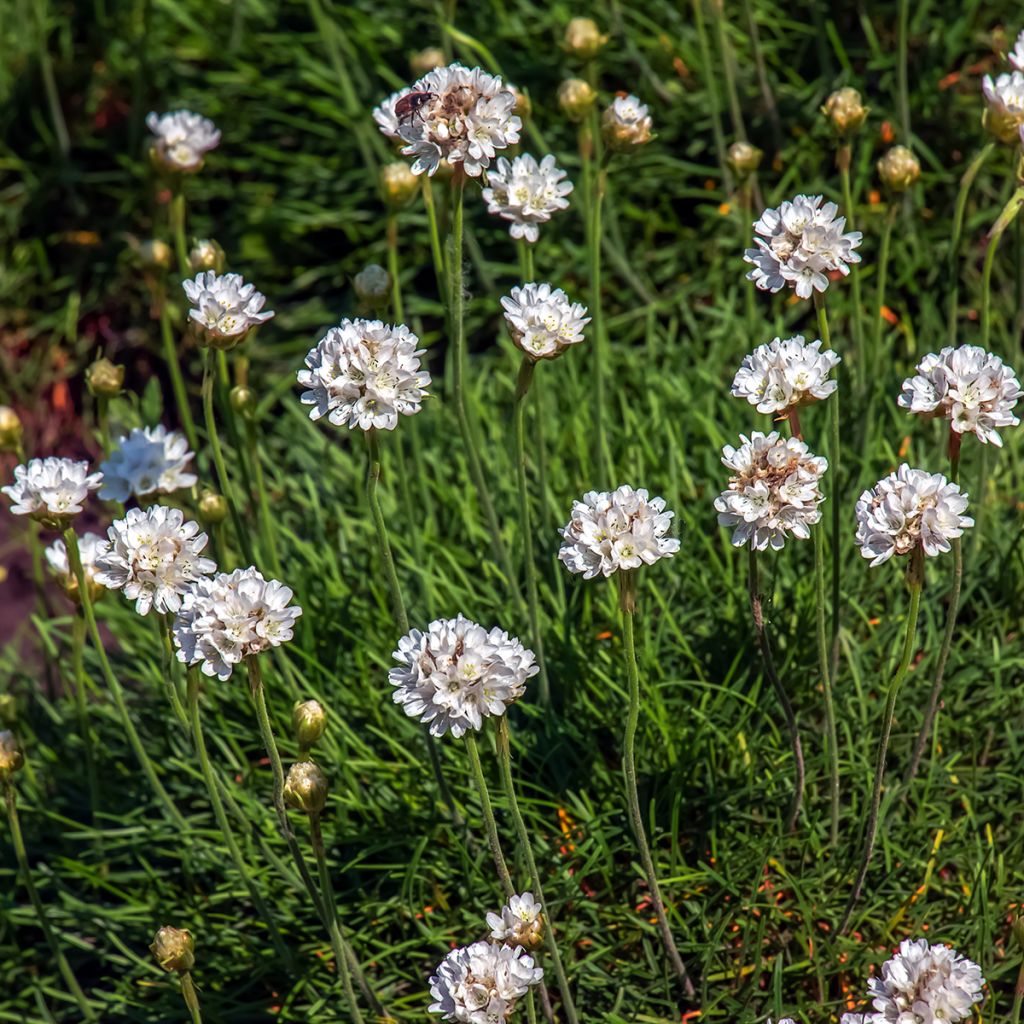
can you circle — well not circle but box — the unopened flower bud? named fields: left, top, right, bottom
left=86, top=357, right=125, bottom=398
left=138, top=239, right=173, bottom=270
left=410, top=46, right=446, bottom=76
left=727, top=140, right=763, bottom=178
left=229, top=385, right=256, bottom=415
left=150, top=926, right=195, bottom=973
left=189, top=238, right=225, bottom=274
left=509, top=84, right=532, bottom=120
left=354, top=264, right=390, bottom=311
left=380, top=161, right=420, bottom=209
left=602, top=94, right=653, bottom=151
left=0, top=694, right=15, bottom=726
left=197, top=490, right=229, bottom=525
left=563, top=17, right=608, bottom=60
left=284, top=761, right=328, bottom=814
left=822, top=87, right=869, bottom=137
left=0, top=730, right=23, bottom=775
left=0, top=406, right=23, bottom=454
left=293, top=699, right=327, bottom=750
left=877, top=145, right=920, bottom=192
left=558, top=78, right=597, bottom=122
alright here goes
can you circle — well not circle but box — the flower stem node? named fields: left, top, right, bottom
left=563, top=17, right=609, bottom=60
left=86, top=357, right=126, bottom=399
left=0, top=730, right=23, bottom=777
left=293, top=699, right=327, bottom=751
left=821, top=87, right=869, bottom=138
left=557, top=78, right=597, bottom=122
left=380, top=162, right=420, bottom=209
left=0, top=406, right=23, bottom=453
left=602, top=94, right=654, bottom=151
left=727, top=140, right=764, bottom=179
left=877, top=145, right=920, bottom=192
left=189, top=238, right=225, bottom=274
left=197, top=490, right=229, bottom=525
left=150, top=926, right=195, bottom=974
left=284, top=761, right=328, bottom=815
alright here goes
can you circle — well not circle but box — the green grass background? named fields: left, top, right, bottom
left=2, top=0, right=1024, bottom=1021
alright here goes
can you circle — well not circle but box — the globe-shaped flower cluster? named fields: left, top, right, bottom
left=501, top=283, right=589, bottom=361
left=183, top=271, right=274, bottom=348
left=731, top=335, right=840, bottom=414
left=99, top=425, right=197, bottom=503
left=481, top=153, right=573, bottom=242
left=3, top=457, right=103, bottom=525
left=146, top=110, right=220, bottom=172
left=428, top=941, right=543, bottom=1023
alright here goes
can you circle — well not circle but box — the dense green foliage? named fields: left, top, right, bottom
left=2, top=1, right=1024, bottom=1022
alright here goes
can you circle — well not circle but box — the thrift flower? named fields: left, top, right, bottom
left=183, top=271, right=274, bottom=349
left=45, top=532, right=106, bottom=601
left=486, top=892, right=544, bottom=950
left=602, top=94, right=653, bottom=150
left=482, top=154, right=573, bottom=242
left=3, top=458, right=102, bottom=525
left=99, top=425, right=197, bottom=503
left=147, top=110, right=220, bottom=172
left=429, top=941, right=543, bottom=1022
left=731, top=335, right=840, bottom=414
left=501, top=283, right=589, bottom=361
left=982, top=71, right=1024, bottom=143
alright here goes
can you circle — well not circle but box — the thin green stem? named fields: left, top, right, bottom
left=423, top=178, right=447, bottom=300
left=691, top=0, right=730, bottom=188
left=170, top=186, right=189, bottom=278
left=178, top=971, right=203, bottom=1024
left=618, top=575, right=695, bottom=998
left=873, top=203, right=898, bottom=377
left=513, top=359, right=550, bottom=706
left=464, top=732, right=514, bottom=898
left=3, top=779, right=95, bottom=1020
left=838, top=147, right=864, bottom=391
left=34, top=12, right=70, bottom=157
left=589, top=165, right=612, bottom=481
left=896, top=0, right=910, bottom=143
left=244, top=414, right=283, bottom=579
left=518, top=238, right=535, bottom=282
left=186, top=670, right=295, bottom=968
left=496, top=717, right=579, bottom=1024
left=202, top=349, right=252, bottom=564
left=746, top=549, right=805, bottom=833
left=159, top=292, right=199, bottom=451
left=387, top=213, right=404, bottom=322
left=64, top=528, right=187, bottom=830
left=839, top=558, right=923, bottom=934
left=70, top=612, right=100, bottom=822
left=981, top=185, right=1024, bottom=348
left=366, top=428, right=409, bottom=636
left=158, top=614, right=188, bottom=730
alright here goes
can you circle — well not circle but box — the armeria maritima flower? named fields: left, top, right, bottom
left=146, top=110, right=220, bottom=172
left=866, top=938, right=984, bottom=1024
left=174, top=567, right=302, bottom=680
left=898, top=345, right=1021, bottom=446
left=855, top=465, right=973, bottom=566
left=744, top=194, right=862, bottom=299
left=3, top=457, right=102, bottom=524
left=183, top=271, right=274, bottom=348
left=486, top=892, right=543, bottom=950
left=46, top=532, right=106, bottom=599
left=715, top=432, right=827, bottom=550
left=982, top=71, right=1024, bottom=143
left=429, top=941, right=543, bottom=1023
left=602, top=93, right=653, bottom=150
left=385, top=63, right=521, bottom=177
left=389, top=615, right=537, bottom=738
left=501, top=283, right=589, bottom=361
left=481, top=154, right=573, bottom=242
left=94, top=505, right=216, bottom=615
left=99, top=425, right=197, bottom=503
left=298, top=318, right=431, bottom=431
left=558, top=485, right=679, bottom=578
left=731, top=335, right=840, bottom=414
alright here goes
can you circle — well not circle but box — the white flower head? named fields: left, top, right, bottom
left=559, top=485, right=679, bottom=579
left=867, top=938, right=984, bottom=1024
left=486, top=892, right=544, bottom=950
left=482, top=154, right=573, bottom=242
left=298, top=318, right=431, bottom=431
left=602, top=94, right=653, bottom=150
left=898, top=345, right=1022, bottom=446
left=45, top=532, right=106, bottom=599
left=182, top=271, right=274, bottom=349
left=3, top=458, right=103, bottom=525
left=855, top=465, right=973, bottom=567
left=173, top=567, right=302, bottom=680
left=744, top=194, right=863, bottom=299
left=982, top=71, right=1024, bottom=143
left=146, top=110, right=220, bottom=172
left=389, top=615, right=537, bottom=738
left=94, top=505, right=216, bottom=615
left=715, top=431, right=828, bottom=550
left=429, top=941, right=543, bottom=1023
left=373, top=89, right=409, bottom=141
left=732, top=335, right=841, bottom=414
left=1011, top=30, right=1024, bottom=72
left=99, top=425, right=197, bottom=503
left=501, top=283, right=590, bottom=361
left=392, top=63, right=522, bottom=177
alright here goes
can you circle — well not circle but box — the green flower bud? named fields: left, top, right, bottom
left=877, top=145, right=920, bottom=192
left=563, top=17, right=608, bottom=61
left=229, top=385, right=256, bottom=415
left=138, top=239, right=173, bottom=270
left=150, top=926, right=195, bottom=973
left=380, top=162, right=420, bottom=209
left=821, top=87, right=869, bottom=137
left=727, top=140, right=764, bottom=178
left=197, top=491, right=229, bottom=525
left=409, top=47, right=445, bottom=76
left=354, top=264, right=390, bottom=311
left=189, top=238, right=225, bottom=274
left=284, top=761, right=328, bottom=815
left=0, top=730, right=24, bottom=776
left=86, top=358, right=125, bottom=399
left=293, top=699, right=327, bottom=750
left=557, top=78, right=597, bottom=123
left=0, top=406, right=24, bottom=454
left=0, top=694, right=16, bottom=726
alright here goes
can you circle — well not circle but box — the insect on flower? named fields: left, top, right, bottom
left=394, top=90, right=434, bottom=123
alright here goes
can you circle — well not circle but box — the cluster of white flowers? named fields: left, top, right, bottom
left=602, top=94, right=653, bottom=149
left=94, top=506, right=216, bottom=615
left=429, top=941, right=543, bottom=1023
left=715, top=432, right=827, bottom=550
left=481, top=154, right=573, bottom=242
left=45, top=532, right=106, bottom=588
left=855, top=465, right=973, bottom=566
left=744, top=194, right=862, bottom=299
left=558, top=485, right=679, bottom=579
left=298, top=319, right=431, bottom=431
left=99, top=425, right=197, bottom=503
left=173, top=567, right=302, bottom=680
left=378, top=63, right=522, bottom=177
left=389, top=615, right=537, bottom=738
left=981, top=70, right=1024, bottom=143
left=500, top=283, right=590, bottom=361
left=866, top=939, right=984, bottom=1024
left=486, top=892, right=543, bottom=950
left=731, top=335, right=840, bottom=414
left=183, top=271, right=274, bottom=347
left=898, top=345, right=1021, bottom=446
left=3, top=458, right=102, bottom=523
left=146, top=110, right=220, bottom=172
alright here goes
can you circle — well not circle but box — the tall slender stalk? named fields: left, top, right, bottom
left=896, top=0, right=911, bottom=144
left=617, top=573, right=695, bottom=998
left=366, top=428, right=409, bottom=635
left=746, top=548, right=805, bottom=833
left=495, top=717, right=579, bottom=1024
left=170, top=183, right=189, bottom=277
left=158, top=296, right=199, bottom=452
left=70, top=611, right=100, bottom=821
left=839, top=551, right=924, bottom=933
left=981, top=185, right=1024, bottom=348
left=178, top=972, right=203, bottom=1024
left=157, top=613, right=188, bottom=730
left=387, top=213, right=404, bottom=321
left=464, top=731, right=514, bottom=897
left=3, top=777, right=95, bottom=1020
left=691, top=0, right=730, bottom=188
left=513, top=359, right=550, bottom=706
left=244, top=414, right=283, bottom=579
left=423, top=178, right=447, bottom=299
left=64, top=528, right=187, bottom=830
left=589, top=165, right=612, bottom=480
left=837, top=145, right=864, bottom=390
